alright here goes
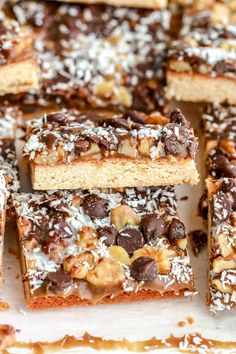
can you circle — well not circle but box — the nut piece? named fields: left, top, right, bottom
left=86, top=258, right=126, bottom=288
left=63, top=252, right=96, bottom=279
left=218, top=234, right=234, bottom=258
left=108, top=245, right=131, bottom=266
left=138, top=137, right=154, bottom=157
left=211, top=278, right=233, bottom=294
left=176, top=238, right=187, bottom=250
left=114, top=86, right=132, bottom=107
left=81, top=143, right=101, bottom=157
left=78, top=226, right=98, bottom=250
left=111, top=205, right=141, bottom=231
left=118, top=138, right=137, bottom=158
left=96, top=80, right=114, bottom=99
left=212, top=256, right=236, bottom=274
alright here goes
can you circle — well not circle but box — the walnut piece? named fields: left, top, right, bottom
left=108, top=245, right=131, bottom=266
left=111, top=205, right=141, bottom=231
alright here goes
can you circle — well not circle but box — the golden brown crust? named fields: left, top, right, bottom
left=27, top=288, right=189, bottom=310
left=165, top=70, right=236, bottom=104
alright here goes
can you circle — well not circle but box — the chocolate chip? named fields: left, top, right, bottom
left=46, top=270, right=72, bottom=290
left=221, top=179, right=236, bottom=210
left=52, top=220, right=73, bottom=238
left=211, top=155, right=236, bottom=178
left=117, top=227, right=144, bottom=254
left=74, top=139, right=90, bottom=154
left=170, top=109, right=189, bottom=127
left=214, top=60, right=235, bottom=74
left=213, top=192, right=232, bottom=225
left=82, top=194, right=108, bottom=219
left=46, top=112, right=68, bottom=125
left=163, top=134, right=188, bottom=158
left=168, top=218, right=186, bottom=242
left=103, top=118, right=130, bottom=130
left=130, top=257, right=157, bottom=281
left=140, top=214, right=165, bottom=242
left=126, top=111, right=146, bottom=124
left=97, top=226, right=118, bottom=247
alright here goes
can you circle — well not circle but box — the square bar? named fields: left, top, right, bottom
left=14, top=186, right=195, bottom=310
left=12, top=1, right=170, bottom=112
left=207, top=178, right=236, bottom=312
left=0, top=11, right=38, bottom=95
left=23, top=109, right=199, bottom=190
left=165, top=6, right=236, bottom=103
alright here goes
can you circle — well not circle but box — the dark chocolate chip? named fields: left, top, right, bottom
left=214, top=60, right=235, bottom=74
left=52, top=220, right=73, bottom=238
left=211, top=155, right=236, bottom=178
left=163, top=134, right=188, bottom=158
left=140, top=214, right=165, bottom=242
left=46, top=112, right=68, bottom=125
left=117, top=227, right=144, bottom=254
left=170, top=109, right=189, bottom=127
left=46, top=270, right=72, bottom=290
left=97, top=226, right=118, bottom=247
left=213, top=192, right=232, bottom=225
left=126, top=111, right=146, bottom=124
left=74, top=139, right=90, bottom=154
left=82, top=194, right=108, bottom=219
left=130, top=256, right=157, bottom=281
left=189, top=230, right=207, bottom=256
left=221, top=179, right=236, bottom=210
left=103, top=118, right=130, bottom=130
left=168, top=218, right=186, bottom=242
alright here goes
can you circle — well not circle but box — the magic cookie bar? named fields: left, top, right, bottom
left=0, top=11, right=38, bottom=95
left=0, top=107, right=20, bottom=211
left=202, top=104, right=236, bottom=180
left=14, top=187, right=196, bottom=310
left=0, top=173, right=6, bottom=284
left=207, top=178, right=236, bottom=312
left=45, top=0, right=167, bottom=9
left=12, top=1, right=169, bottom=112
left=165, top=7, right=236, bottom=103
left=23, top=109, right=199, bottom=190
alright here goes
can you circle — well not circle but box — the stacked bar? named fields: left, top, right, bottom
left=0, top=10, right=38, bottom=95
left=0, top=173, right=6, bottom=284
left=23, top=110, right=199, bottom=190
left=202, top=104, right=236, bottom=312
left=14, top=186, right=195, bottom=310
left=12, top=1, right=170, bottom=112
left=15, top=108, right=199, bottom=310
left=165, top=2, right=236, bottom=103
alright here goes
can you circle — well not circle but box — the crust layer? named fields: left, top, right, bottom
left=31, top=158, right=199, bottom=189
left=46, top=0, right=167, bottom=8
left=0, top=59, right=39, bottom=96
left=165, top=71, right=236, bottom=104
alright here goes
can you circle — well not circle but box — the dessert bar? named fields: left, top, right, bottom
left=23, top=109, right=199, bottom=190
left=12, top=1, right=170, bottom=112
left=207, top=178, right=236, bottom=312
left=0, top=11, right=38, bottom=95
left=0, top=106, right=20, bottom=211
left=202, top=104, right=236, bottom=179
left=14, top=186, right=196, bottom=310
left=165, top=7, right=236, bottom=103
left=0, top=173, right=6, bottom=284
left=45, top=0, right=167, bottom=9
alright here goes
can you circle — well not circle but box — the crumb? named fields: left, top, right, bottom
left=0, top=301, right=9, bottom=311
left=189, top=230, right=207, bottom=256
left=178, top=321, right=186, bottom=328
left=15, top=274, right=20, bottom=279
left=180, top=196, right=188, bottom=201
left=187, top=316, right=195, bottom=324
left=0, top=325, right=16, bottom=351
left=7, top=266, right=11, bottom=270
